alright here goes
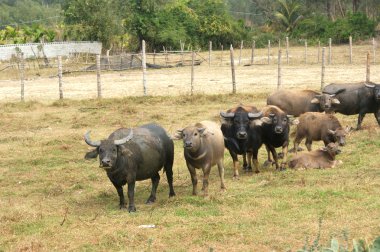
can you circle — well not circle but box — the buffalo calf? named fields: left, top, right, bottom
left=288, top=143, right=342, bottom=169
left=175, top=121, right=226, bottom=196
left=293, top=112, right=348, bottom=153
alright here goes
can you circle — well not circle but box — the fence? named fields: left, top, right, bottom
left=0, top=37, right=378, bottom=101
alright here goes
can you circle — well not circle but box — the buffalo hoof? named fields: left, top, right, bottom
left=254, top=169, right=260, bottom=174
left=244, top=166, right=253, bottom=172
left=232, top=175, right=240, bottom=180
left=263, top=160, right=273, bottom=168
left=146, top=196, right=156, bottom=204
left=169, top=192, right=176, bottom=197
left=120, top=204, right=127, bottom=210
left=128, top=206, right=137, bottom=213
left=277, top=152, right=284, bottom=159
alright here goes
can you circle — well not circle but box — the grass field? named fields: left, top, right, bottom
left=0, top=92, right=379, bottom=251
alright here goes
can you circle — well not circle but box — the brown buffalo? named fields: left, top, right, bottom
left=174, top=121, right=225, bottom=196
left=267, top=89, right=324, bottom=116
left=288, top=143, right=342, bottom=169
left=293, top=112, right=348, bottom=153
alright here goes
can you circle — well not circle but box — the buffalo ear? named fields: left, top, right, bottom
left=332, top=98, right=341, bottom=104
left=310, top=98, right=320, bottom=104
left=197, top=127, right=206, bottom=135
left=291, top=118, right=300, bottom=125
left=260, top=117, right=272, bottom=124
left=85, top=148, right=98, bottom=160
left=172, top=129, right=184, bottom=140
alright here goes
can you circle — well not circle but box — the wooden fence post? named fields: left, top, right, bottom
left=372, top=37, right=376, bottom=64
left=328, top=38, right=332, bottom=65
left=321, top=47, right=326, bottom=90
left=191, top=51, right=195, bottom=95
left=349, top=36, right=353, bottom=64
left=239, top=40, right=243, bottom=65
left=268, top=40, right=271, bottom=64
left=220, top=44, right=224, bottom=65
left=142, top=40, right=147, bottom=96
left=251, top=40, right=255, bottom=65
left=106, top=50, right=111, bottom=70
left=278, top=49, right=282, bottom=90
left=318, top=40, right=320, bottom=63
left=180, top=40, right=184, bottom=66
left=230, top=45, right=236, bottom=94
left=19, top=53, right=25, bottom=101
left=366, top=51, right=370, bottom=82
left=209, top=41, right=212, bottom=66
left=286, top=37, right=289, bottom=64
left=58, top=55, right=63, bottom=99
left=305, top=40, right=308, bottom=64
left=96, top=54, right=102, bottom=98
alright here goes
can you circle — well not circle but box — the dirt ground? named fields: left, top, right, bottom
left=0, top=44, right=379, bottom=102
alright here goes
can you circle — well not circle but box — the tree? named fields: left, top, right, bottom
left=63, top=0, right=123, bottom=48
left=274, top=0, right=304, bottom=33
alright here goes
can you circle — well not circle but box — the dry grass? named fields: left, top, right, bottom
left=0, top=93, right=379, bottom=251
left=0, top=43, right=379, bottom=251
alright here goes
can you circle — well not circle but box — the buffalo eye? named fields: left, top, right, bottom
left=194, top=132, right=198, bottom=136
left=99, top=148, right=104, bottom=154
left=113, top=147, right=117, bottom=153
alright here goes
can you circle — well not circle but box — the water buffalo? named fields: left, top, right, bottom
left=84, top=123, right=175, bottom=212
left=288, top=143, right=342, bottom=169
left=174, top=121, right=225, bottom=196
left=293, top=112, right=348, bottom=153
left=220, top=105, right=262, bottom=178
left=267, top=89, right=324, bottom=116
left=311, top=82, right=380, bottom=129
left=260, top=105, right=291, bottom=170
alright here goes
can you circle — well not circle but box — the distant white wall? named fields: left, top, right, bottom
left=0, top=41, right=102, bottom=60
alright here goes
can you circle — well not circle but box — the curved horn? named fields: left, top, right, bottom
left=84, top=131, right=101, bottom=147
left=329, top=94, right=336, bottom=97
left=220, top=111, right=235, bottom=118
left=248, top=111, right=262, bottom=119
left=269, top=113, right=275, bottom=117
left=365, top=83, right=375, bottom=88
left=114, top=129, right=133, bottom=145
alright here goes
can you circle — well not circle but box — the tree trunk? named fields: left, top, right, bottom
left=353, top=0, right=360, bottom=13
left=327, top=0, right=336, bottom=21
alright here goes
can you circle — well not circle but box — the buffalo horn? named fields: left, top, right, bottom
left=84, top=131, right=101, bottom=147
left=365, top=83, right=375, bottom=88
left=114, top=129, right=133, bottom=145
left=220, top=111, right=235, bottom=118
left=248, top=111, right=262, bottom=119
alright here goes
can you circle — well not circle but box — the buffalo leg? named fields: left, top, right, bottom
left=164, top=153, right=176, bottom=197
left=127, top=182, right=136, bottom=212
left=267, top=145, right=279, bottom=170
left=112, top=182, right=126, bottom=210
left=201, top=164, right=211, bottom=196
left=263, top=144, right=274, bottom=167
left=146, top=173, right=160, bottom=204
left=251, top=150, right=260, bottom=173
left=305, top=138, right=312, bottom=151
left=187, top=162, right=198, bottom=195
left=216, top=159, right=226, bottom=191
left=293, top=135, right=303, bottom=154
left=357, top=113, right=366, bottom=130
left=280, top=143, right=288, bottom=170
left=374, top=111, right=380, bottom=126
left=246, top=152, right=253, bottom=172
left=228, top=149, right=240, bottom=179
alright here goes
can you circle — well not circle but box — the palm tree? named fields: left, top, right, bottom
left=274, top=0, right=304, bottom=33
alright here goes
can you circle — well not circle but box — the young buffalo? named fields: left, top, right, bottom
left=174, top=121, right=226, bottom=196
left=288, top=143, right=342, bottom=169
left=293, top=112, right=349, bottom=153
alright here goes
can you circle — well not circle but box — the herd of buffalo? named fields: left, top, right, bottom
left=83, top=82, right=380, bottom=212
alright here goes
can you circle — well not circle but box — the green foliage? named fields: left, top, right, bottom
left=292, top=12, right=376, bottom=43
left=274, top=0, right=304, bottom=33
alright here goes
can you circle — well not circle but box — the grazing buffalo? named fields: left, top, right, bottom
left=293, top=112, right=348, bottom=153
left=174, top=121, right=225, bottom=196
left=260, top=105, right=291, bottom=170
left=288, top=143, right=342, bottom=169
left=220, top=105, right=262, bottom=178
left=84, top=123, right=175, bottom=212
left=267, top=89, right=324, bottom=116
left=311, top=82, right=380, bottom=129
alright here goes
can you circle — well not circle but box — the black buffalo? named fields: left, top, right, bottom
left=220, top=105, right=262, bottom=178
left=267, top=89, right=324, bottom=116
left=84, top=123, right=175, bottom=212
left=312, top=82, right=380, bottom=129
left=260, top=105, right=291, bottom=170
